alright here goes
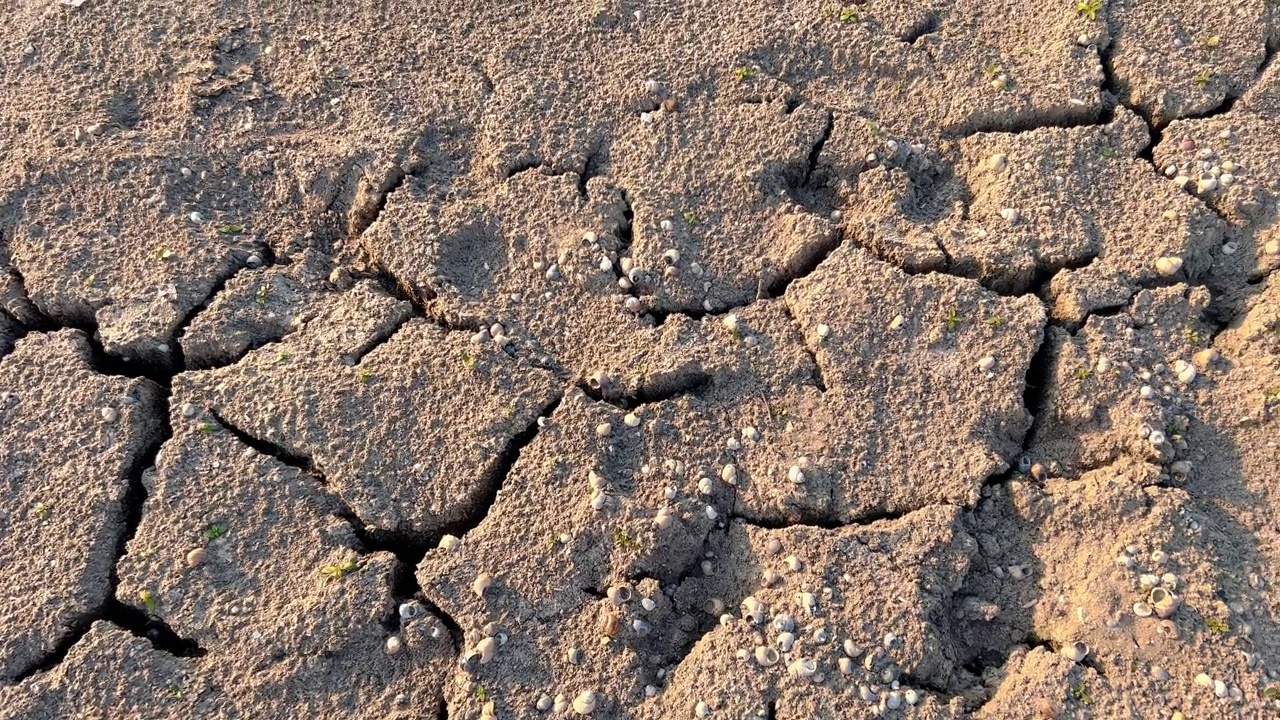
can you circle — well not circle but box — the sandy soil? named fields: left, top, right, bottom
left=0, top=1, right=1278, bottom=718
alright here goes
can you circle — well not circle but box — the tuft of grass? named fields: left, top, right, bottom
left=682, top=211, right=698, bottom=226
left=1205, top=616, right=1230, bottom=634
left=1264, top=686, right=1280, bottom=700
left=838, top=7, right=858, bottom=23
left=733, top=66, right=756, bottom=81
left=322, top=558, right=360, bottom=581
left=256, top=283, right=269, bottom=306
left=474, top=684, right=489, bottom=702
left=197, top=421, right=217, bottom=435
left=1075, top=0, right=1103, bottom=21
left=1070, top=681, right=1093, bottom=704
left=276, top=350, right=291, bottom=363
left=34, top=502, right=51, bottom=519
left=945, top=307, right=962, bottom=331
left=612, top=527, right=642, bottom=552
left=984, top=315, right=1006, bottom=327
left=1074, top=366, right=1092, bottom=382
left=356, top=367, right=373, bottom=384
left=139, top=589, right=158, bottom=614
left=1193, top=69, right=1212, bottom=88
left=203, top=523, right=230, bottom=541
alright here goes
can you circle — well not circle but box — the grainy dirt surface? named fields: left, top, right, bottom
left=0, top=1, right=1277, bottom=719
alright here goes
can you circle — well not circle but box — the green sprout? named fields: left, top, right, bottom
left=944, top=307, right=962, bottom=331
left=461, top=349, right=477, bottom=369
left=474, top=684, right=489, bottom=702
left=139, top=589, right=158, bottom=614
left=733, top=66, right=756, bottom=81
left=612, top=527, right=642, bottom=552
left=866, top=120, right=883, bottom=136
left=1100, top=146, right=1116, bottom=159
left=216, top=223, right=243, bottom=235
left=322, top=558, right=360, bottom=581
left=1205, top=616, right=1230, bottom=634
left=197, top=421, right=217, bottom=435
left=1074, top=366, right=1092, bottom=382
left=682, top=211, right=698, bottom=226
left=984, top=315, right=1006, bottom=327
left=83, top=274, right=97, bottom=289
left=983, top=63, right=1001, bottom=79
left=1070, top=681, right=1093, bottom=704
left=276, top=350, right=291, bottom=363
left=1264, top=686, right=1280, bottom=701
left=838, top=7, right=858, bottom=23
left=1075, top=0, right=1103, bottom=21
left=1184, top=327, right=1204, bottom=344
left=155, top=247, right=175, bottom=261
left=1203, top=35, right=1220, bottom=48
left=356, top=367, right=372, bottom=384
left=203, top=523, right=229, bottom=541
left=1193, top=69, right=1212, bottom=88
left=256, top=283, right=269, bottom=306
left=34, top=502, right=51, bottom=519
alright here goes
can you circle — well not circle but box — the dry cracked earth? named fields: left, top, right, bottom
left=0, top=1, right=1278, bottom=718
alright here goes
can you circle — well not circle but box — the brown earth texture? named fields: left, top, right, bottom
left=1, top=0, right=1279, bottom=718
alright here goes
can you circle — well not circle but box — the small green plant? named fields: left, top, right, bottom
left=164, top=683, right=184, bottom=698
left=1100, top=146, right=1116, bottom=159
left=983, top=63, right=1001, bottom=79
left=196, top=421, right=217, bottom=434
left=322, top=558, right=360, bottom=581
left=256, top=283, right=269, bottom=306
left=682, top=211, right=698, bottom=226
left=1205, top=616, right=1230, bottom=634
left=34, top=502, right=51, bottom=519
left=1203, top=35, right=1220, bottom=48
left=474, top=684, right=489, bottom=702
left=733, top=66, right=756, bottom=81
left=866, top=120, right=883, bottom=136
left=216, top=223, right=243, bottom=235
left=944, top=307, right=962, bottom=331
left=139, top=589, right=158, bottom=614
left=838, top=7, right=858, bottom=23
left=1184, top=327, right=1204, bottom=344
left=203, top=523, right=229, bottom=541
left=1075, top=0, right=1103, bottom=21
left=155, top=247, right=176, bottom=261
left=356, top=367, right=373, bottom=384
left=984, top=315, right=1006, bottom=327
left=612, top=527, right=642, bottom=552
left=1070, top=681, right=1093, bottom=704
left=1193, top=69, right=1212, bottom=88
left=1074, top=366, right=1092, bottom=382
left=276, top=350, right=291, bottom=363
left=1264, top=685, right=1280, bottom=701
left=83, top=274, right=97, bottom=289
left=461, top=349, right=477, bottom=369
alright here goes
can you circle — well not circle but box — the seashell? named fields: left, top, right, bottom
left=704, top=505, right=718, bottom=520
left=1161, top=572, right=1178, bottom=589
left=787, top=465, right=805, bottom=484
left=784, top=555, right=803, bottom=572
left=787, top=658, right=817, bottom=678
left=978, top=355, right=997, bottom=372
left=439, top=534, right=461, bottom=550
left=1139, top=574, right=1159, bottom=590
left=631, top=619, right=651, bottom=636
left=1150, top=666, right=1171, bottom=681
left=554, top=695, right=569, bottom=713
left=776, top=632, right=796, bottom=652
left=606, top=584, right=633, bottom=605
left=765, top=538, right=783, bottom=555
left=385, top=636, right=403, bottom=655
left=761, top=569, right=782, bottom=586
left=641, top=597, right=656, bottom=612
left=1214, top=679, right=1229, bottom=698
left=694, top=701, right=711, bottom=718
left=859, top=685, right=878, bottom=702
left=473, top=573, right=493, bottom=598
left=772, top=613, right=795, bottom=633
left=904, top=689, right=920, bottom=705
left=798, top=592, right=817, bottom=614
left=703, top=598, right=725, bottom=615
left=1008, top=565, right=1029, bottom=580
left=1150, top=588, right=1180, bottom=618
left=1133, top=601, right=1154, bottom=618
left=1115, top=553, right=1135, bottom=568
left=185, top=548, right=208, bottom=568
left=475, top=637, right=497, bottom=664
left=662, top=248, right=680, bottom=265
left=1194, top=672, right=1213, bottom=688
left=754, top=645, right=780, bottom=667
left=599, top=608, right=620, bottom=637
left=654, top=508, right=674, bottom=529
left=843, top=639, right=861, bottom=657
left=1154, top=256, right=1184, bottom=277
left=697, top=477, right=714, bottom=495
left=572, top=690, right=599, bottom=715
left=537, top=694, right=554, bottom=711
left=398, top=603, right=418, bottom=620
left=720, top=464, right=737, bottom=484
left=1059, top=641, right=1089, bottom=662
left=1158, top=619, right=1178, bottom=639
left=567, top=647, right=584, bottom=665
left=590, top=491, right=607, bottom=511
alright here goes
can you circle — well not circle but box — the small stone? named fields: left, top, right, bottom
left=189, top=211, right=204, bottom=223
left=816, top=323, right=831, bottom=339
left=999, top=208, right=1020, bottom=223
left=1197, top=177, right=1218, bottom=193
left=595, top=423, right=612, bottom=438
left=978, top=355, right=996, bottom=372
left=99, top=407, right=119, bottom=423
left=185, top=548, right=208, bottom=567
left=1154, top=256, right=1183, bottom=277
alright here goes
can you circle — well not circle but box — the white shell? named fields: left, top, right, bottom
left=776, top=632, right=796, bottom=652
left=607, top=584, right=633, bottom=605
left=1133, top=601, right=1154, bottom=618
left=385, top=635, right=403, bottom=655
left=473, top=573, right=493, bottom=598
left=787, top=658, right=817, bottom=678
left=476, top=636, right=497, bottom=664
left=1059, top=641, right=1089, bottom=662
left=572, top=690, right=599, bottom=715
left=1154, top=256, right=1184, bottom=277
left=754, top=645, right=780, bottom=667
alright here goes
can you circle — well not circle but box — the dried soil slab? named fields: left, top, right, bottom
left=115, top=401, right=453, bottom=718
left=0, top=330, right=163, bottom=681
left=966, top=468, right=1276, bottom=717
left=848, top=109, right=1225, bottom=323
left=1105, top=0, right=1271, bottom=126
left=364, top=169, right=731, bottom=386
left=780, top=244, right=1044, bottom=521
left=182, top=280, right=560, bottom=536
left=0, top=622, right=231, bottom=719
left=1029, top=285, right=1215, bottom=476
left=179, top=250, right=334, bottom=369
left=0, top=154, right=264, bottom=367
left=611, top=99, right=837, bottom=312
left=639, top=506, right=973, bottom=720
left=0, top=313, right=16, bottom=358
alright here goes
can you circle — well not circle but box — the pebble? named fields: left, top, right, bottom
left=1197, top=177, right=1218, bottom=193
left=385, top=636, right=403, bottom=655
left=816, top=323, right=831, bottom=339
left=189, top=211, right=204, bottom=223
left=978, top=355, right=996, bottom=372
left=595, top=423, right=612, bottom=438
left=99, top=406, right=119, bottom=423
left=694, top=701, right=711, bottom=718
left=999, top=208, right=1020, bottom=223
left=1154, top=256, right=1183, bottom=277
left=185, top=548, right=207, bottom=567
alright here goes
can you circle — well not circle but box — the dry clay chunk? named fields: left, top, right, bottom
left=970, top=471, right=1276, bottom=717
left=1030, top=284, right=1214, bottom=475
left=0, top=330, right=163, bottom=680
left=364, top=169, right=727, bottom=385
left=0, top=155, right=263, bottom=367
left=0, top=622, right=232, bottom=720
left=778, top=244, right=1044, bottom=522
left=1106, top=0, right=1271, bottom=126
left=612, top=99, right=836, bottom=313
left=115, top=407, right=453, bottom=718
left=639, top=506, right=973, bottom=720
left=183, top=282, right=560, bottom=536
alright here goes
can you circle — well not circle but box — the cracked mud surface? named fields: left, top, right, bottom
left=0, top=1, right=1278, bottom=718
